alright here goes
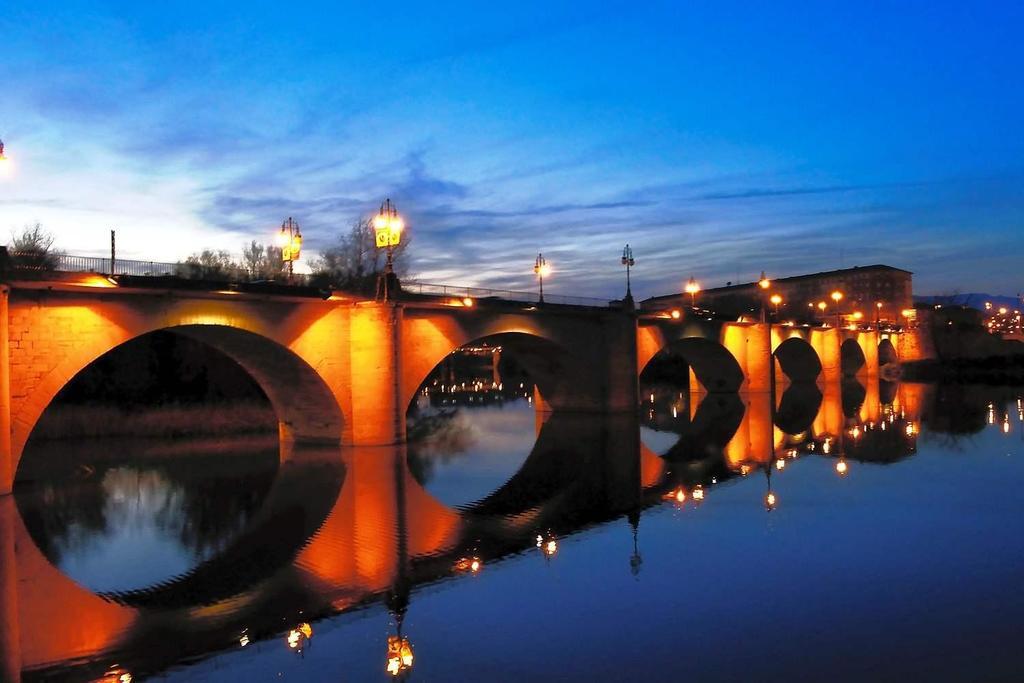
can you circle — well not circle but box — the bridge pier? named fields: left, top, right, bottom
left=349, top=304, right=406, bottom=445
left=0, top=497, right=21, bottom=682
left=0, top=286, right=10, bottom=496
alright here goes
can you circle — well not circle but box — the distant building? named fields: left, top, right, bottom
left=643, top=264, right=913, bottom=324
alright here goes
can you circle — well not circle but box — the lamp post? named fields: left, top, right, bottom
left=534, top=253, right=550, bottom=304
left=817, top=301, right=827, bottom=325
left=831, top=290, right=843, bottom=328
left=875, top=301, right=883, bottom=329
left=685, top=276, right=700, bottom=308
left=276, top=217, right=303, bottom=283
left=770, top=294, right=783, bottom=319
left=0, top=139, right=10, bottom=180
left=758, top=271, right=771, bottom=323
left=373, top=199, right=405, bottom=301
left=621, top=244, right=635, bottom=308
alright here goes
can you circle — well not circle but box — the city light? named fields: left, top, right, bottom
left=670, top=308, right=682, bottom=320
left=758, top=271, right=771, bottom=289
left=835, top=458, right=849, bottom=477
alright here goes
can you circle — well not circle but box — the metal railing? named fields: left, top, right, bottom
left=3, top=251, right=612, bottom=307
left=402, top=281, right=611, bottom=307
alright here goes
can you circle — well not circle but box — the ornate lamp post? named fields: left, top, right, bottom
left=875, top=301, right=883, bottom=329
left=685, top=276, right=700, bottom=308
left=0, top=139, right=10, bottom=180
left=770, top=293, right=783, bottom=319
left=373, top=199, right=405, bottom=301
left=758, top=271, right=771, bottom=322
left=817, top=300, right=827, bottom=325
left=831, top=290, right=843, bottom=328
left=534, top=253, right=550, bottom=304
left=621, top=244, right=635, bottom=307
left=276, top=217, right=303, bottom=283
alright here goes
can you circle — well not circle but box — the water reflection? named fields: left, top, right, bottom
left=2, top=378, right=1024, bottom=681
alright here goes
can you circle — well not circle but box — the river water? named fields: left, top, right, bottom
left=4, top=381, right=1024, bottom=681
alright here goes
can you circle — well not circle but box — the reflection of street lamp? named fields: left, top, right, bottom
left=621, top=244, right=635, bottom=306
left=685, top=276, right=700, bottom=307
left=835, top=458, right=849, bottom=477
left=374, top=199, right=405, bottom=300
left=386, top=635, right=415, bottom=677
left=276, top=217, right=303, bottom=282
left=534, top=253, right=550, bottom=304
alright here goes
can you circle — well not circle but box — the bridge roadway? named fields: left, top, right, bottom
left=0, top=271, right=926, bottom=494
left=0, top=381, right=929, bottom=681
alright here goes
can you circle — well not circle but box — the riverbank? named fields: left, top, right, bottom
left=902, top=355, right=1024, bottom=383
left=31, top=402, right=278, bottom=439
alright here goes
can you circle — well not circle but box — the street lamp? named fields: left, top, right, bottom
left=621, top=244, right=635, bottom=307
left=685, top=276, right=700, bottom=308
left=817, top=301, right=827, bottom=325
left=276, top=217, right=303, bottom=283
left=770, top=293, right=783, bottom=318
left=758, top=271, right=771, bottom=323
left=534, top=253, right=550, bottom=304
left=0, top=139, right=10, bottom=179
left=373, top=199, right=405, bottom=300
left=830, top=290, right=843, bottom=328
left=875, top=301, right=883, bottom=328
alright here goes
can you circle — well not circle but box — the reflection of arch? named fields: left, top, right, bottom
left=775, top=382, right=823, bottom=435
left=658, top=394, right=746, bottom=462
left=17, top=445, right=345, bottom=610
left=643, top=337, right=745, bottom=393
left=840, top=338, right=867, bottom=377
left=879, top=338, right=898, bottom=366
left=774, top=337, right=822, bottom=382
left=406, top=331, right=585, bottom=412
left=841, top=379, right=867, bottom=418
left=16, top=325, right=346, bottom=480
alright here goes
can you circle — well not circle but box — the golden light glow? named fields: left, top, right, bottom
left=545, top=539, right=558, bottom=556
left=387, top=635, right=415, bottom=676
left=830, top=290, right=843, bottom=304
left=852, top=311, right=864, bottom=320
left=876, top=301, right=884, bottom=309
left=905, top=422, right=917, bottom=436
left=775, top=457, right=786, bottom=470
left=818, top=301, right=827, bottom=312
left=770, top=294, right=783, bottom=306
left=692, top=486, right=705, bottom=502
left=999, top=307, right=1008, bottom=315
left=901, top=308, right=915, bottom=318
left=462, top=296, right=474, bottom=307
left=758, top=271, right=770, bottom=289
left=685, top=277, right=700, bottom=295
left=835, top=459, right=849, bottom=477
left=670, top=309, right=682, bottom=319
left=455, top=556, right=483, bottom=573
left=536, top=263, right=552, bottom=278
left=764, top=491, right=777, bottom=511
left=240, top=633, right=250, bottom=647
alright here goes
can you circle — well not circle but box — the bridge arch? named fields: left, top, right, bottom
left=14, top=324, right=346, bottom=481
left=879, top=338, right=898, bottom=366
left=401, top=317, right=599, bottom=414
left=840, top=338, right=867, bottom=377
left=641, top=337, right=745, bottom=393
left=773, top=337, right=822, bottom=383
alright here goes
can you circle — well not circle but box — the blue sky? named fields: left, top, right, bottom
left=1, top=1, right=1022, bottom=298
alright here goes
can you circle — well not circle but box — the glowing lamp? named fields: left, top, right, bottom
left=831, top=290, right=843, bottom=304
left=999, top=307, right=1008, bottom=315
left=770, top=294, right=782, bottom=306
left=758, top=271, right=770, bottom=289
left=835, top=459, right=849, bottom=477
left=670, top=309, right=682, bottom=319
left=818, top=301, right=827, bottom=312
left=462, top=296, right=474, bottom=307
left=852, top=311, right=863, bottom=320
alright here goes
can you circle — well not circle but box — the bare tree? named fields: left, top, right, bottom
left=9, top=222, right=61, bottom=269
left=241, top=240, right=286, bottom=280
left=174, top=250, right=243, bottom=280
left=311, top=218, right=411, bottom=292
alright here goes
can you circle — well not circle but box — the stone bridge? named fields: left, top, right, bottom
left=0, top=382, right=928, bottom=681
left=0, top=272, right=924, bottom=493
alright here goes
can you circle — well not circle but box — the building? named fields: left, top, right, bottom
left=643, top=264, right=913, bottom=324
